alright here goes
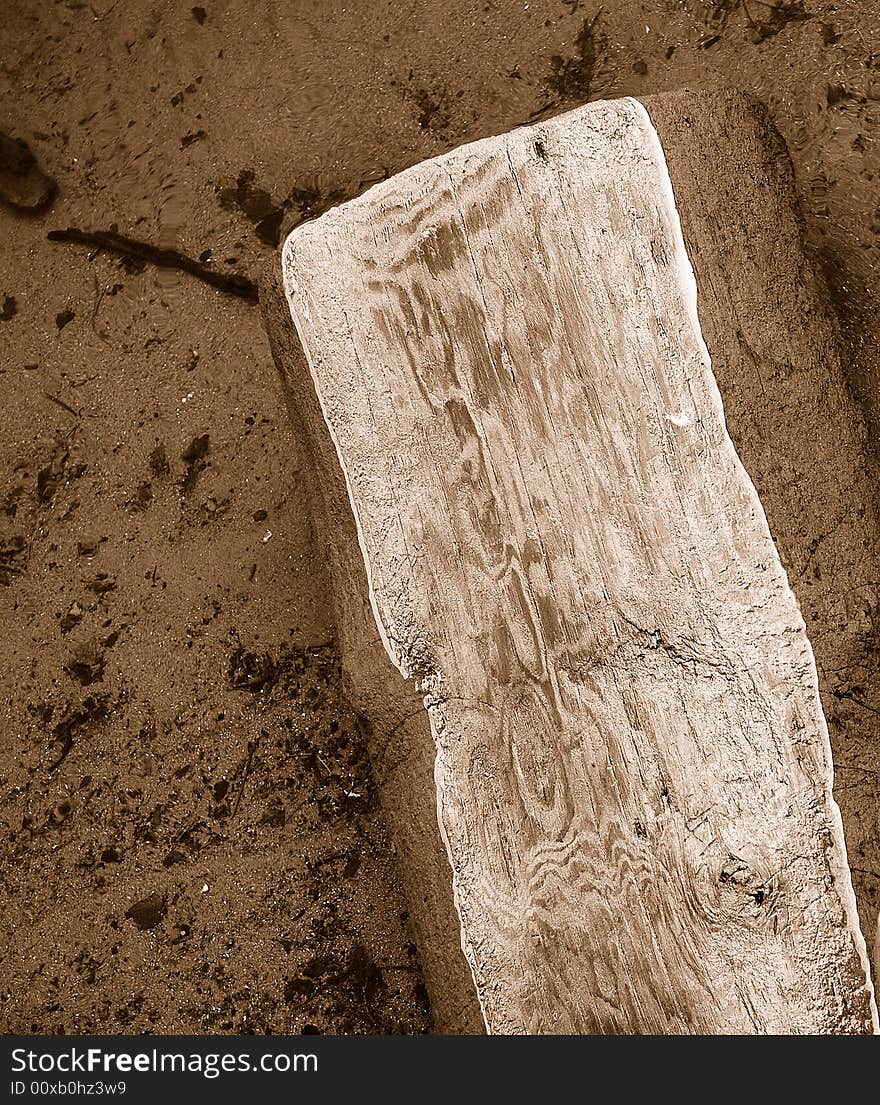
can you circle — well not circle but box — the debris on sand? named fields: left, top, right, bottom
left=219, top=169, right=286, bottom=247
left=0, top=131, right=57, bottom=214
left=125, top=892, right=167, bottom=931
left=47, top=228, right=259, bottom=303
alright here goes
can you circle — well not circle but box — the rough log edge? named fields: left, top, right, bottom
left=259, top=263, right=486, bottom=1034
left=635, top=95, right=877, bottom=1031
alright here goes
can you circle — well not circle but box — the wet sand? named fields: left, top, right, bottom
left=1, top=0, right=878, bottom=1033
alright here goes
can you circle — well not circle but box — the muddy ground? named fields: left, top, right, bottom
left=1, top=0, right=878, bottom=1034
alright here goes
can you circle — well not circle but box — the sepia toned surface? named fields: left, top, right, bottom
left=3, top=0, right=879, bottom=1036
left=276, top=96, right=876, bottom=1033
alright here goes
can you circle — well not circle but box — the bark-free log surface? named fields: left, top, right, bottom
left=263, top=94, right=877, bottom=1034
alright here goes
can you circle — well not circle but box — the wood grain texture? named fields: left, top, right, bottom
left=645, top=90, right=880, bottom=956
left=269, top=95, right=877, bottom=1034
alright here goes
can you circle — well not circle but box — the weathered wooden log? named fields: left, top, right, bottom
left=261, top=91, right=878, bottom=1034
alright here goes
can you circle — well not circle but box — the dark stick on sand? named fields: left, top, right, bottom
left=47, top=227, right=259, bottom=304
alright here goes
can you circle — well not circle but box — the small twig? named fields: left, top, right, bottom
left=44, top=392, right=81, bottom=418
left=48, top=733, right=74, bottom=772
left=89, top=0, right=119, bottom=19
left=232, top=737, right=258, bottom=817
left=834, top=687, right=880, bottom=716
left=47, top=227, right=259, bottom=304
left=91, top=271, right=108, bottom=341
